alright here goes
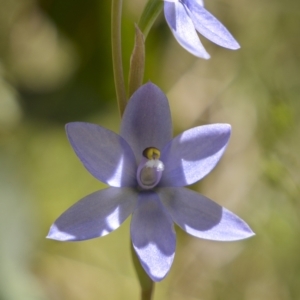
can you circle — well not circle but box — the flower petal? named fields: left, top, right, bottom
left=184, top=0, right=240, bottom=49
left=47, top=188, right=137, bottom=241
left=121, top=83, right=172, bottom=163
left=160, top=123, right=231, bottom=186
left=164, top=1, right=210, bottom=59
left=158, top=187, right=255, bottom=241
left=131, top=191, right=176, bottom=282
left=66, top=122, right=137, bottom=187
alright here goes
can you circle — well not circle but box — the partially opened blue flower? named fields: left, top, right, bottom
left=164, top=0, right=240, bottom=58
left=47, top=83, right=254, bottom=281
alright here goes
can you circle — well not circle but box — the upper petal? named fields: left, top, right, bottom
left=158, top=187, right=254, bottom=241
left=47, top=187, right=138, bottom=241
left=164, top=1, right=210, bottom=59
left=121, top=83, right=172, bottom=163
left=160, top=123, right=231, bottom=187
left=66, top=122, right=137, bottom=187
left=183, top=0, right=240, bottom=49
left=131, top=191, right=176, bottom=282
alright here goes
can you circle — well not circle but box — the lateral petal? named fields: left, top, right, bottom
left=131, top=191, right=176, bottom=282
left=164, top=1, right=210, bottom=58
left=184, top=0, right=240, bottom=49
left=160, top=123, right=231, bottom=187
left=66, top=122, right=137, bottom=187
left=159, top=187, right=254, bottom=241
left=47, top=188, right=138, bottom=241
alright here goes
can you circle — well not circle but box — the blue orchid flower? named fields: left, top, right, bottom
left=47, top=83, right=254, bottom=281
left=164, top=0, right=240, bottom=58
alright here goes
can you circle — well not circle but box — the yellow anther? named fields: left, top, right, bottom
left=142, top=147, right=161, bottom=160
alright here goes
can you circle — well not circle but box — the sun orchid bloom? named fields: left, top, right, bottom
left=47, top=83, right=254, bottom=282
left=164, top=0, right=240, bottom=58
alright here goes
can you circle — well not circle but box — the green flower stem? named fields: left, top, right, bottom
left=138, top=0, right=163, bottom=39
left=111, top=0, right=127, bottom=116
left=131, top=243, right=154, bottom=300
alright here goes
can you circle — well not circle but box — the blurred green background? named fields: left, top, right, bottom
left=1, top=0, right=300, bottom=299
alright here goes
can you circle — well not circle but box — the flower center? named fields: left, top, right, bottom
left=137, top=147, right=164, bottom=190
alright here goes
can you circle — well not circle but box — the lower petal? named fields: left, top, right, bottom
left=158, top=187, right=254, bottom=241
left=131, top=191, right=176, bottom=282
left=47, top=188, right=137, bottom=241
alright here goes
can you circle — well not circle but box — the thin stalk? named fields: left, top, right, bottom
left=131, top=243, right=154, bottom=300
left=111, top=0, right=127, bottom=116
left=138, top=0, right=163, bottom=39
left=141, top=281, right=154, bottom=300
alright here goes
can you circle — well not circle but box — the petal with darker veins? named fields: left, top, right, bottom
left=160, top=124, right=231, bottom=187
left=164, top=1, right=210, bottom=58
left=47, top=188, right=138, bottom=241
left=131, top=191, right=176, bottom=281
left=158, top=187, right=255, bottom=241
left=66, top=122, right=137, bottom=187
left=183, top=0, right=240, bottom=49
left=121, top=83, right=172, bottom=163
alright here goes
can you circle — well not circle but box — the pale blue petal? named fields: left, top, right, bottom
left=184, top=0, right=240, bottom=49
left=131, top=191, right=176, bottom=282
left=121, top=83, right=172, bottom=163
left=160, top=124, right=231, bottom=187
left=66, top=122, right=137, bottom=187
left=164, top=1, right=210, bottom=59
left=158, top=187, right=255, bottom=241
left=47, top=188, right=137, bottom=241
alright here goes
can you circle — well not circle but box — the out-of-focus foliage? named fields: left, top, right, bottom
left=0, top=0, right=300, bottom=299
